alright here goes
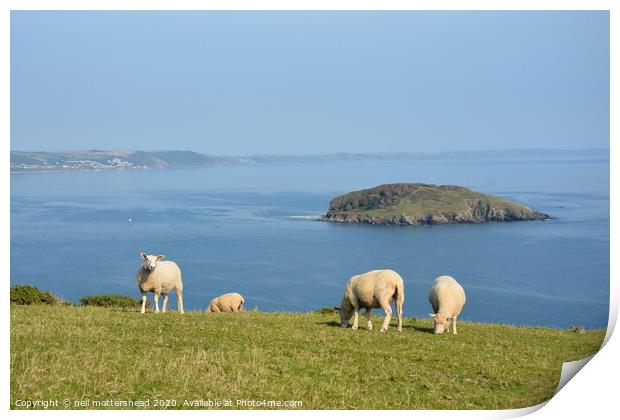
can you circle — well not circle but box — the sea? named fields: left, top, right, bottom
left=10, top=157, right=610, bottom=329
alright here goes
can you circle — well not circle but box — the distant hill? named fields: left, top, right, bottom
left=10, top=150, right=245, bottom=172
left=10, top=148, right=609, bottom=172
left=323, top=183, right=550, bottom=226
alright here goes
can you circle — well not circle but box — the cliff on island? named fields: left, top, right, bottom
left=323, top=183, right=550, bottom=226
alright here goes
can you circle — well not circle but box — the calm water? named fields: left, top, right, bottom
left=10, top=159, right=610, bottom=328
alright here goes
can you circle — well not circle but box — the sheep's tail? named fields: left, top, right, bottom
left=394, top=280, right=405, bottom=307
left=393, top=279, right=405, bottom=332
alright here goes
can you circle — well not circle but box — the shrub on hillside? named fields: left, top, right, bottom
left=80, top=294, right=147, bottom=309
left=10, top=285, right=58, bottom=305
left=314, top=306, right=339, bottom=315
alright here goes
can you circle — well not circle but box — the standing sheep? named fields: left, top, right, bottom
left=136, top=252, right=184, bottom=314
left=428, top=275, right=466, bottom=334
left=339, top=269, right=405, bottom=332
left=207, top=292, right=245, bottom=313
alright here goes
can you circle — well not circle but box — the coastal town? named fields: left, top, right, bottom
left=10, top=157, right=148, bottom=172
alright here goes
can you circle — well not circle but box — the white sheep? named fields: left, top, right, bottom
left=136, top=252, right=184, bottom=314
left=428, top=275, right=466, bottom=334
left=207, top=292, right=245, bottom=313
left=339, top=269, right=405, bottom=332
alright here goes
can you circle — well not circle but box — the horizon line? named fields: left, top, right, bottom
left=10, top=147, right=611, bottom=156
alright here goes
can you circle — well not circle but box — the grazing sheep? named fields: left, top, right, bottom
left=207, top=292, right=245, bottom=313
left=428, top=275, right=466, bottom=334
left=339, top=269, right=405, bottom=332
left=136, top=252, right=184, bottom=314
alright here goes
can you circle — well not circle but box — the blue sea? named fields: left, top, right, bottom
left=10, top=158, right=610, bottom=329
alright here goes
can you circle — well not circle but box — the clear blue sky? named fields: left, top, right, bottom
left=11, top=11, right=609, bottom=155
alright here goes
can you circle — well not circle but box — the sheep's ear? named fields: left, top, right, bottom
left=156, top=255, right=166, bottom=261
left=334, top=306, right=341, bottom=311
left=140, top=252, right=147, bottom=259
left=429, top=313, right=437, bottom=319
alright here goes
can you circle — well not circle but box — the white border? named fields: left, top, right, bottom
left=3, top=1, right=616, bottom=419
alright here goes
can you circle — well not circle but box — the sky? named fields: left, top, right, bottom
left=10, top=11, right=609, bottom=155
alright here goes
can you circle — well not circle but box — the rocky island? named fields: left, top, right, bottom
left=323, top=183, right=550, bottom=226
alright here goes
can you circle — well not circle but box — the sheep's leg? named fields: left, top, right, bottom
left=176, top=287, right=184, bottom=314
left=365, top=308, right=373, bottom=331
left=153, top=292, right=160, bottom=313
left=351, top=308, right=360, bottom=330
left=395, top=299, right=403, bottom=332
left=380, top=302, right=393, bottom=332
left=162, top=294, right=169, bottom=313
left=452, top=316, right=458, bottom=335
left=140, top=293, right=147, bottom=314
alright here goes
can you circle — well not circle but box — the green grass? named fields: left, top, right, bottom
left=79, top=293, right=146, bottom=309
left=326, top=183, right=542, bottom=222
left=366, top=188, right=529, bottom=219
left=11, top=305, right=604, bottom=410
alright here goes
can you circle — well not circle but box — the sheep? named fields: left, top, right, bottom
left=428, top=275, right=466, bottom=334
left=338, top=269, right=405, bottom=332
left=206, top=292, right=245, bottom=313
left=136, top=252, right=184, bottom=314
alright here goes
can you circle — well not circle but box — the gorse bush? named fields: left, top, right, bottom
left=10, top=285, right=58, bottom=305
left=313, top=306, right=339, bottom=315
left=79, top=294, right=146, bottom=309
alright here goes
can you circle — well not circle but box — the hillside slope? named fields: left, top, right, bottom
left=10, top=150, right=240, bottom=172
left=11, top=305, right=602, bottom=410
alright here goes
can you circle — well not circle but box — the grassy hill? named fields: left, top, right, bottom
left=11, top=305, right=603, bottom=410
left=324, top=183, right=550, bottom=225
left=10, top=150, right=238, bottom=171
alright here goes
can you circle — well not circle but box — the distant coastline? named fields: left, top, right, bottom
left=10, top=148, right=610, bottom=173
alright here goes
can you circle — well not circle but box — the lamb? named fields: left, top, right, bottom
left=428, top=275, right=466, bottom=334
left=136, top=252, right=184, bottom=314
left=206, top=292, right=245, bottom=313
left=338, top=269, right=405, bottom=332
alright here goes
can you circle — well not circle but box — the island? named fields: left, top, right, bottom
left=322, top=183, right=550, bottom=226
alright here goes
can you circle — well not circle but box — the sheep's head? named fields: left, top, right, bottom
left=429, top=313, right=450, bottom=334
left=338, top=299, right=354, bottom=328
left=140, top=252, right=165, bottom=271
